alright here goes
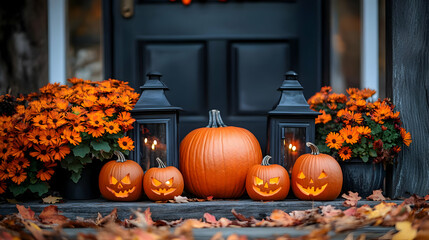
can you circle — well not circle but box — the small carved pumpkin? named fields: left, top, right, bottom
left=99, top=151, right=144, bottom=201
left=291, top=142, right=343, bottom=200
left=246, top=155, right=290, bottom=201
left=143, top=158, right=184, bottom=201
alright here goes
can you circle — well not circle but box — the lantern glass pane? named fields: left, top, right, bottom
left=139, top=123, right=167, bottom=171
left=281, top=127, right=306, bottom=174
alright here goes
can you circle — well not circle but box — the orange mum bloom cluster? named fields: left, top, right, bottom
left=308, top=87, right=411, bottom=164
left=0, top=78, right=139, bottom=197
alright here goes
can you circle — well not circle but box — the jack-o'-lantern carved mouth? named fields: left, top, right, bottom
left=151, top=188, right=177, bottom=195
left=106, top=186, right=136, bottom=198
left=151, top=177, right=176, bottom=195
left=296, top=183, right=327, bottom=196
left=252, top=176, right=282, bottom=197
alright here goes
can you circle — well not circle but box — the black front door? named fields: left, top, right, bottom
left=104, top=0, right=321, bottom=151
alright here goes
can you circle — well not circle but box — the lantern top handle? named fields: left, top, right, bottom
left=268, top=70, right=320, bottom=116
left=132, top=71, right=182, bottom=112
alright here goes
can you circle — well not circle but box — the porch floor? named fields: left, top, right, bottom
left=0, top=198, right=401, bottom=239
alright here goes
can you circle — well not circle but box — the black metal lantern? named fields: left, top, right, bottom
left=130, top=72, right=182, bottom=171
left=267, top=71, right=320, bottom=174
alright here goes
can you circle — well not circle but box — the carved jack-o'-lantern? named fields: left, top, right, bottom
left=143, top=158, right=184, bottom=201
left=291, top=142, right=343, bottom=200
left=245, top=155, right=290, bottom=201
left=99, top=151, right=144, bottom=201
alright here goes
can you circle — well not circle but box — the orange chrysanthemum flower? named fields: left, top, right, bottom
left=0, top=144, right=10, bottom=160
left=55, top=99, right=69, bottom=111
left=37, top=162, right=57, bottom=181
left=104, top=108, right=116, bottom=117
left=339, top=146, right=352, bottom=161
left=51, top=143, right=71, bottom=161
left=30, top=145, right=53, bottom=162
left=400, top=128, right=412, bottom=147
left=339, top=125, right=360, bottom=145
left=39, top=129, right=60, bottom=146
left=47, top=111, right=67, bottom=129
left=32, top=114, right=48, bottom=130
left=10, top=136, right=29, bottom=159
left=9, top=167, right=27, bottom=185
left=0, top=122, right=13, bottom=137
left=117, top=95, right=133, bottom=111
left=325, top=132, right=344, bottom=150
left=62, top=129, right=82, bottom=146
left=315, top=110, right=332, bottom=124
left=87, top=112, right=106, bottom=128
left=356, top=126, right=372, bottom=136
left=118, top=136, right=134, bottom=151
left=116, top=112, right=136, bottom=130
left=11, top=158, right=30, bottom=170
left=105, top=122, right=121, bottom=134
left=87, top=126, right=105, bottom=138
left=0, top=162, right=11, bottom=181
left=27, top=129, right=42, bottom=144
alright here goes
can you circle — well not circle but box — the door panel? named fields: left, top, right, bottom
left=105, top=0, right=321, bottom=152
left=231, top=41, right=293, bottom=114
left=141, top=42, right=207, bottom=116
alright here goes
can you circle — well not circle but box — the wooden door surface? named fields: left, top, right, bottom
left=104, top=0, right=322, bottom=151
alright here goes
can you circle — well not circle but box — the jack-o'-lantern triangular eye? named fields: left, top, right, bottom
left=110, top=176, right=118, bottom=185
left=298, top=172, right=306, bottom=179
left=318, top=171, right=327, bottom=179
left=121, top=174, right=131, bottom=184
left=165, top=178, right=174, bottom=187
left=254, top=177, right=264, bottom=186
left=269, top=177, right=280, bottom=184
left=152, top=177, right=162, bottom=187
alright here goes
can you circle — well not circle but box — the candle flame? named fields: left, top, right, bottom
left=144, top=138, right=148, bottom=144
left=288, top=144, right=293, bottom=149
left=153, top=140, right=157, bottom=145
left=292, top=146, right=297, bottom=152
left=151, top=144, right=155, bottom=150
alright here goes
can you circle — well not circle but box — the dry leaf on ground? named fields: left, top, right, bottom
left=366, top=189, right=386, bottom=201
left=174, top=195, right=189, bottom=203
left=16, top=204, right=36, bottom=221
left=95, top=208, right=118, bottom=226
left=392, top=221, right=417, bottom=240
left=38, top=205, right=69, bottom=225
left=42, top=196, right=63, bottom=204
left=342, top=191, right=362, bottom=207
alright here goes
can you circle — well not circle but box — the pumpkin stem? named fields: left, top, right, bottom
left=306, top=142, right=320, bottom=155
left=261, top=155, right=272, bottom=166
left=206, top=109, right=227, bottom=128
left=114, top=150, right=127, bottom=163
left=156, top=157, right=167, bottom=168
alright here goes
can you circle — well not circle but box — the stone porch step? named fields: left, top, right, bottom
left=0, top=199, right=402, bottom=221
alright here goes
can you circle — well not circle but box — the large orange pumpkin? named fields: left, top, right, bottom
left=291, top=142, right=343, bottom=200
left=180, top=109, right=262, bottom=198
left=246, top=155, right=290, bottom=201
left=143, top=158, right=184, bottom=201
left=99, top=151, right=144, bottom=201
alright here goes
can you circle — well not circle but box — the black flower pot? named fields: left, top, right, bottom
left=60, top=161, right=102, bottom=200
left=339, top=159, right=385, bottom=198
